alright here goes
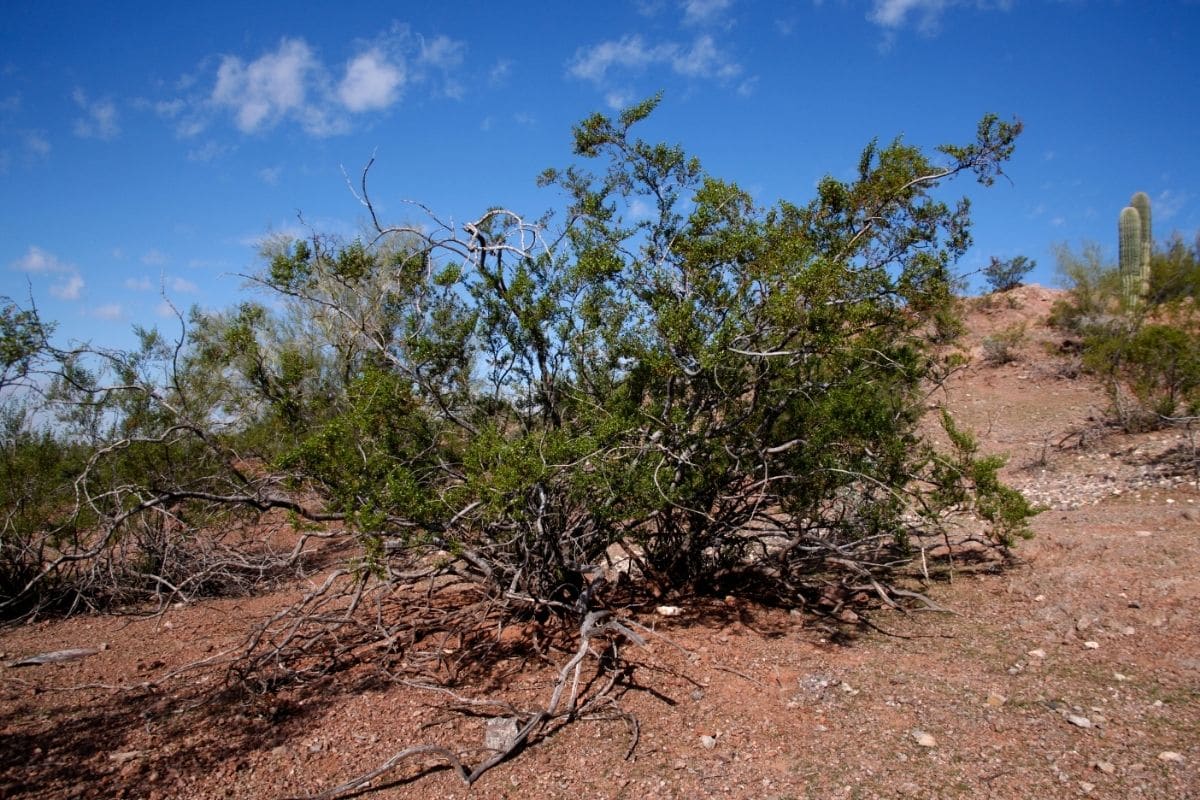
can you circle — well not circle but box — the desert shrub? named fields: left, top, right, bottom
left=982, top=255, right=1035, bottom=293
left=1052, top=237, right=1200, bottom=429
left=1, top=100, right=1036, bottom=618
left=1083, top=322, right=1200, bottom=428
left=980, top=322, right=1026, bottom=365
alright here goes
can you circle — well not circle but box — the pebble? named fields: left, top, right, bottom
left=1092, top=760, right=1116, bottom=774
left=985, top=693, right=1006, bottom=707
left=912, top=730, right=937, bottom=748
left=699, top=735, right=718, bottom=750
left=1028, top=648, right=1047, bottom=659
left=1157, top=751, right=1184, bottom=763
left=1067, top=714, right=1092, bottom=729
left=1083, top=641, right=1100, bottom=649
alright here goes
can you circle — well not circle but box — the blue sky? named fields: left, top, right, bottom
left=2, top=0, right=1198, bottom=351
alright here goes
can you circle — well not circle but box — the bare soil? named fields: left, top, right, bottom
left=3, top=285, right=1198, bottom=800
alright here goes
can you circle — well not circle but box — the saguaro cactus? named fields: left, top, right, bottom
left=1130, top=191, right=1152, bottom=299
left=1118, top=192, right=1153, bottom=310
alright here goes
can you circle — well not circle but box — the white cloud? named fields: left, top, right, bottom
left=258, top=165, right=282, bottom=185
left=13, top=245, right=72, bottom=274
left=212, top=38, right=317, bottom=133
left=168, top=276, right=199, bottom=293
left=91, top=303, right=124, bottom=320
left=488, top=58, right=513, bottom=87
left=568, top=35, right=675, bottom=84
left=867, top=0, right=1011, bottom=34
left=186, top=140, right=231, bottom=162
left=672, top=35, right=741, bottom=79
left=605, top=89, right=635, bottom=110
left=156, top=301, right=178, bottom=318
left=141, top=249, right=168, bottom=266
left=72, top=88, right=121, bottom=140
left=419, top=35, right=466, bottom=70
left=124, top=277, right=153, bottom=291
left=50, top=274, right=84, bottom=300
left=568, top=33, right=743, bottom=88
left=682, top=0, right=733, bottom=26
left=1154, top=189, right=1190, bottom=221
left=25, top=131, right=51, bottom=157
left=338, top=48, right=405, bottom=111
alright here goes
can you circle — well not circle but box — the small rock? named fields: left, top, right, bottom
left=912, top=730, right=937, bottom=748
left=655, top=605, right=682, bottom=617
left=484, top=717, right=520, bottom=752
left=699, top=735, right=718, bottom=750
left=1158, top=751, right=1184, bottom=763
left=1092, top=760, right=1116, bottom=774
left=1084, top=641, right=1100, bottom=650
left=1028, top=648, right=1047, bottom=659
left=673, top=759, right=687, bottom=770
left=1067, top=714, right=1092, bottom=729
left=985, top=693, right=1006, bottom=707
left=1128, top=600, right=1142, bottom=609
left=1079, top=781, right=1095, bottom=793
left=1113, top=672, right=1129, bottom=682
left=109, top=751, right=141, bottom=764
left=1122, top=627, right=1135, bottom=636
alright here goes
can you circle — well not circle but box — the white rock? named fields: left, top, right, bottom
left=1158, top=751, right=1184, bottom=763
left=1067, top=714, right=1093, bottom=729
left=699, top=735, right=718, bottom=750
left=655, top=605, right=682, bottom=617
left=1028, top=648, right=1047, bottom=659
left=1084, top=641, right=1100, bottom=649
left=912, top=730, right=937, bottom=748
left=484, top=717, right=520, bottom=752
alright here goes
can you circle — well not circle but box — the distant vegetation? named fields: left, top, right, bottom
left=1051, top=200, right=1200, bottom=431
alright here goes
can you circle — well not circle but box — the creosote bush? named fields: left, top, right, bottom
left=1, top=98, right=1035, bottom=621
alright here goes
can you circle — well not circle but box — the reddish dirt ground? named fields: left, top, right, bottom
left=2, top=286, right=1198, bottom=800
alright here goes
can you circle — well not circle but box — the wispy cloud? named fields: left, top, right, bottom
left=12, top=246, right=86, bottom=301
left=568, top=33, right=742, bottom=86
left=25, top=131, right=51, bottom=157
left=488, top=58, right=513, bottom=87
left=338, top=48, right=405, bottom=111
left=13, top=245, right=72, bottom=274
left=124, top=276, right=153, bottom=291
left=1154, top=189, right=1190, bottom=221
left=141, top=249, right=169, bottom=266
left=258, top=165, right=282, bottom=185
left=867, top=0, right=1012, bottom=35
left=50, top=275, right=84, bottom=300
left=168, top=276, right=198, bottom=293
left=72, top=88, right=121, bottom=140
left=681, top=0, right=733, bottom=26
left=91, top=303, right=124, bottom=320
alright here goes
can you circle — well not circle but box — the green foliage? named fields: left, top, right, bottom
left=1083, top=323, right=1200, bottom=423
left=1052, top=229, right=1200, bottom=429
left=982, top=255, right=1035, bottom=293
left=1, top=100, right=1037, bottom=615
left=930, top=412, right=1037, bottom=547
left=981, top=322, right=1026, bottom=366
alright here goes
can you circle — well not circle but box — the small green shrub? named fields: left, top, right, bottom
left=982, top=255, right=1035, bottom=293
left=980, top=322, right=1026, bottom=366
